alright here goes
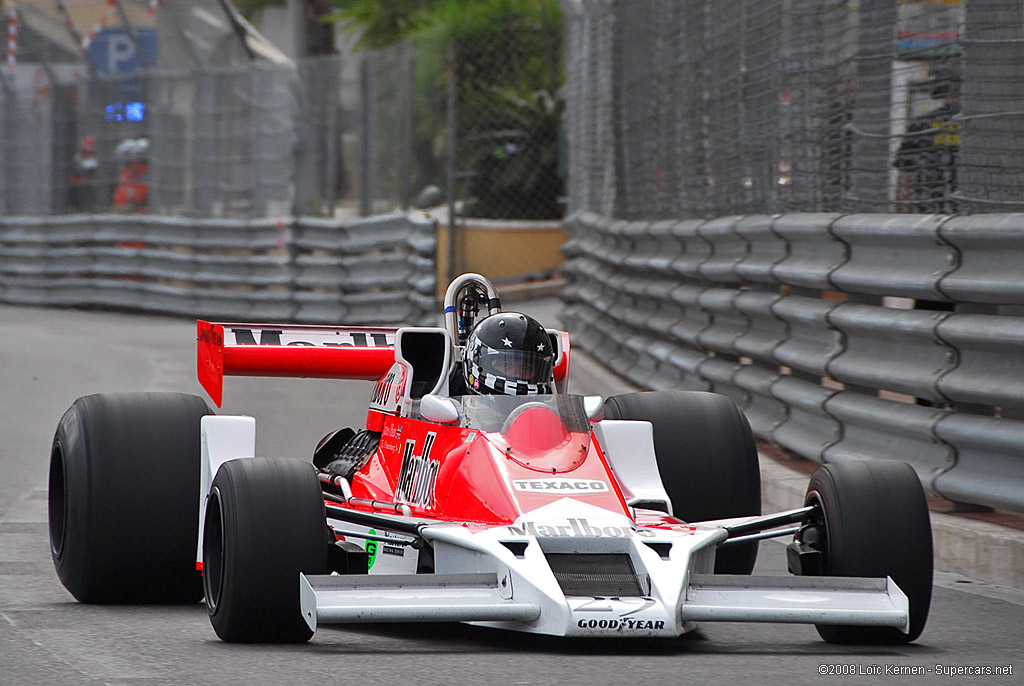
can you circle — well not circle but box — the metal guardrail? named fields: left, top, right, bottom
left=0, top=213, right=437, bottom=326
left=561, top=211, right=1024, bottom=513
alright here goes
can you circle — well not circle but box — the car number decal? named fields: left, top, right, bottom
left=396, top=432, right=439, bottom=508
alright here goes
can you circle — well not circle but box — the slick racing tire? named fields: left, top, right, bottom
left=803, top=460, right=933, bottom=644
left=203, top=457, right=329, bottom=643
left=603, top=391, right=761, bottom=574
left=49, top=392, right=211, bottom=603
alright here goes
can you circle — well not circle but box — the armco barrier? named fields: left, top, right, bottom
left=938, top=214, right=1024, bottom=304
left=561, top=211, right=1024, bottom=513
left=825, top=304, right=955, bottom=403
left=0, top=212, right=437, bottom=325
left=829, top=214, right=957, bottom=300
left=936, top=314, right=1024, bottom=411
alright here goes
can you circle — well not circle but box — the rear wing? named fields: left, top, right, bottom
left=197, top=321, right=397, bottom=407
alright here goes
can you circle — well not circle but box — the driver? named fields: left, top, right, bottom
left=455, top=312, right=554, bottom=396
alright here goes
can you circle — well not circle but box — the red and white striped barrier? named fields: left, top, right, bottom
left=6, top=7, right=18, bottom=69
left=81, top=0, right=118, bottom=51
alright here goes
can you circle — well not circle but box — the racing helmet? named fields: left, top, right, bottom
left=463, top=312, right=554, bottom=395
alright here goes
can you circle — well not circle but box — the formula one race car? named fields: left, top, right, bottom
left=48, top=273, right=933, bottom=644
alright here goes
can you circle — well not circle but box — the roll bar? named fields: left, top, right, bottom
left=443, top=273, right=502, bottom=347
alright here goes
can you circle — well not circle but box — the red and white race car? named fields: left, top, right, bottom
left=48, top=273, right=933, bottom=644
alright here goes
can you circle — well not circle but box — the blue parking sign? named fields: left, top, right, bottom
left=87, top=28, right=158, bottom=74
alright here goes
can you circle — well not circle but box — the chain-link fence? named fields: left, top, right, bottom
left=0, top=1, right=415, bottom=220
left=449, top=5, right=564, bottom=221
left=344, top=3, right=566, bottom=223
left=1, top=1, right=565, bottom=225
left=562, top=0, right=1024, bottom=219
left=344, top=42, right=416, bottom=217
left=0, top=0, right=318, bottom=218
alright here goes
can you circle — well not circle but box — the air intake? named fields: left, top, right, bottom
left=545, top=553, right=649, bottom=597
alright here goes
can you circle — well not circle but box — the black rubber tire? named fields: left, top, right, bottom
left=603, top=391, right=761, bottom=574
left=804, top=460, right=933, bottom=644
left=203, top=457, right=329, bottom=643
left=49, top=392, right=211, bottom=603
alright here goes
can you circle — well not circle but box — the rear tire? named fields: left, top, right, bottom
left=49, top=392, right=210, bottom=603
left=803, top=460, right=933, bottom=644
left=204, top=457, right=329, bottom=643
left=603, top=391, right=761, bottom=574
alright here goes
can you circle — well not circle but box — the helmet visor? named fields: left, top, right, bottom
left=481, top=347, right=553, bottom=385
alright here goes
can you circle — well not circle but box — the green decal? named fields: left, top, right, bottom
left=366, top=528, right=379, bottom=569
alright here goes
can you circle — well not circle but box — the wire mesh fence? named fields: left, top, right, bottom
left=0, top=0, right=310, bottom=218
left=346, top=42, right=416, bottom=217
left=0, top=0, right=565, bottom=224
left=449, top=6, right=564, bottom=221
left=562, top=0, right=1024, bottom=219
left=342, top=2, right=566, bottom=223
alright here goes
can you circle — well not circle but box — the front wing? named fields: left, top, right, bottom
left=300, top=506, right=909, bottom=638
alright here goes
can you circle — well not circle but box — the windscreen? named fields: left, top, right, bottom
left=455, top=394, right=591, bottom=434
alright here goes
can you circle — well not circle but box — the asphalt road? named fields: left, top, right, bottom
left=2, top=303, right=1022, bottom=685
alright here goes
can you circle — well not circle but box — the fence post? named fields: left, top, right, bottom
left=445, top=40, right=458, bottom=284
left=402, top=44, right=415, bottom=211
left=359, top=56, right=373, bottom=217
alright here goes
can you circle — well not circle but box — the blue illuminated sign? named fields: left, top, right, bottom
left=105, top=101, right=146, bottom=122
left=89, top=28, right=156, bottom=123
left=125, top=101, right=145, bottom=121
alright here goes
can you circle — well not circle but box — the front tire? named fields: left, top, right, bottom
left=802, top=460, right=933, bottom=644
left=603, top=391, right=761, bottom=574
left=204, top=457, right=329, bottom=643
left=49, top=392, right=211, bottom=603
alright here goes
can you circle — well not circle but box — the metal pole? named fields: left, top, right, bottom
left=324, top=59, right=339, bottom=218
left=55, top=0, right=97, bottom=75
left=401, top=43, right=414, bottom=210
left=111, top=0, right=149, bottom=68
left=446, top=40, right=457, bottom=284
left=287, top=0, right=306, bottom=60
left=0, top=67, right=14, bottom=215
left=359, top=57, right=372, bottom=217
left=216, top=0, right=256, bottom=61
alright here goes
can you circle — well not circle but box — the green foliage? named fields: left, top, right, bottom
left=462, top=87, right=563, bottom=219
left=325, top=0, right=441, bottom=50
left=335, top=0, right=565, bottom=219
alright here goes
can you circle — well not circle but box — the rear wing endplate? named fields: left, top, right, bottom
left=197, top=321, right=397, bottom=407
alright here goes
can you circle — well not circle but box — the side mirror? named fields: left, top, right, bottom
left=584, top=396, right=605, bottom=421
left=420, top=394, right=461, bottom=424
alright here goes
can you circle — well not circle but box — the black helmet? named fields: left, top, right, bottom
left=463, top=313, right=554, bottom=395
